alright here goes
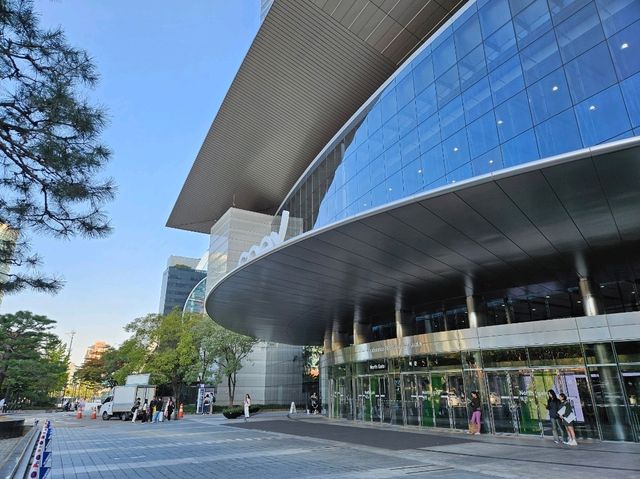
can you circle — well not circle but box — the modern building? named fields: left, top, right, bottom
left=158, top=255, right=207, bottom=315
left=83, top=341, right=110, bottom=363
left=181, top=208, right=306, bottom=406
left=169, top=0, right=640, bottom=441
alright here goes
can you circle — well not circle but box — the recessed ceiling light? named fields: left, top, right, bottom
left=621, top=42, right=629, bottom=49
left=577, top=300, right=582, bottom=303
left=453, top=147, right=459, bottom=152
left=532, top=308, right=536, bottom=311
left=551, top=85, right=559, bottom=92
left=589, top=105, right=597, bottom=111
left=489, top=159, right=494, bottom=164
left=417, top=169, right=422, bottom=173
left=451, top=179, right=456, bottom=183
left=497, top=119, right=504, bottom=125
left=388, top=187, right=393, bottom=191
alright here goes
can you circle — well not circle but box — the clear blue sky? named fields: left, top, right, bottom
left=2, top=0, right=260, bottom=364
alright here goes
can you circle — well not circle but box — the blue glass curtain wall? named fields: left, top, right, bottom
left=280, top=0, right=640, bottom=232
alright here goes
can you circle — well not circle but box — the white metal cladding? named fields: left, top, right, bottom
left=168, top=0, right=464, bottom=233
left=321, top=312, right=640, bottom=366
left=205, top=138, right=640, bottom=345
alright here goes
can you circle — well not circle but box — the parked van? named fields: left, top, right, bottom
left=100, top=374, right=155, bottom=421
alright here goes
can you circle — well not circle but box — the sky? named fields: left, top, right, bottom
left=1, top=0, right=261, bottom=364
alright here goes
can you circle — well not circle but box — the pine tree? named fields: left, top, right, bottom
left=0, top=0, right=113, bottom=293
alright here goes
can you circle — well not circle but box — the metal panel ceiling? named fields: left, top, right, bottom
left=168, top=0, right=464, bottom=233
left=206, top=139, right=640, bottom=345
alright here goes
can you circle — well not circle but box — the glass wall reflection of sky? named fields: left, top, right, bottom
left=280, top=0, right=640, bottom=232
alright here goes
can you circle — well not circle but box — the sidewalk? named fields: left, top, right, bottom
left=227, top=414, right=640, bottom=479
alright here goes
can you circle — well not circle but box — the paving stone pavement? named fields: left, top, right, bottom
left=35, top=411, right=640, bottom=479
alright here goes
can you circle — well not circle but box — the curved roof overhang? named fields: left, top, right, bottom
left=167, top=0, right=465, bottom=233
left=205, top=137, right=640, bottom=345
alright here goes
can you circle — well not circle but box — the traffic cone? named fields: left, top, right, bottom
left=178, top=403, right=184, bottom=419
left=90, top=407, right=96, bottom=420
left=76, top=408, right=82, bottom=419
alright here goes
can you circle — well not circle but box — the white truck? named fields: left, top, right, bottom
left=100, top=374, right=155, bottom=421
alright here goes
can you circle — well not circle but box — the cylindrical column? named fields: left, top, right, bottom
left=466, top=295, right=485, bottom=329
left=579, top=277, right=601, bottom=316
left=395, top=310, right=415, bottom=338
left=331, top=320, right=349, bottom=351
left=504, top=299, right=513, bottom=324
left=353, top=316, right=372, bottom=345
left=323, top=328, right=333, bottom=353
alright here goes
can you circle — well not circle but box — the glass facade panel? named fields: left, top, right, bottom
left=535, top=109, right=582, bottom=157
left=328, top=337, right=640, bottom=441
left=589, top=365, right=633, bottom=440
left=596, top=0, right=640, bottom=37
left=520, top=30, right=562, bottom=86
left=278, top=0, right=640, bottom=231
left=513, top=0, right=552, bottom=49
left=616, top=341, right=640, bottom=363
left=527, top=68, right=572, bottom=124
left=621, top=72, right=640, bottom=128
left=575, top=85, right=632, bottom=144
left=555, top=3, right=604, bottom=62
left=608, top=20, right=640, bottom=81
left=479, top=0, right=511, bottom=38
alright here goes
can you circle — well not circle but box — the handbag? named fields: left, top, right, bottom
left=557, top=405, right=566, bottom=417
left=563, top=412, right=576, bottom=423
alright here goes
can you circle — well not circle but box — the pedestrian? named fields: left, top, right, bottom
left=467, top=391, right=481, bottom=435
left=310, top=393, right=319, bottom=414
left=558, top=393, right=578, bottom=446
left=210, top=394, right=215, bottom=414
left=243, top=394, right=251, bottom=422
left=140, top=399, right=149, bottom=423
left=149, top=397, right=157, bottom=424
left=0, top=397, right=5, bottom=413
left=546, top=390, right=564, bottom=444
left=203, top=394, right=210, bottom=415
left=153, top=397, right=164, bottom=423
left=131, top=397, right=141, bottom=423
left=166, top=398, right=175, bottom=421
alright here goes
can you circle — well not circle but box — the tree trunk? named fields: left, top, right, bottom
left=227, top=373, right=233, bottom=406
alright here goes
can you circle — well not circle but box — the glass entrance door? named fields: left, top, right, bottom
left=532, top=368, right=599, bottom=440
left=430, top=372, right=468, bottom=429
left=402, top=374, right=420, bottom=426
left=387, top=374, right=403, bottom=425
left=486, top=370, right=541, bottom=434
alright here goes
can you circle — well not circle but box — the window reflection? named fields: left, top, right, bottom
left=277, top=0, right=640, bottom=232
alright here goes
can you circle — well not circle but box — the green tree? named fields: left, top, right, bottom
left=124, top=310, right=200, bottom=402
left=102, top=338, right=146, bottom=386
left=0, top=311, right=67, bottom=405
left=74, top=345, right=114, bottom=387
left=202, top=320, right=257, bottom=406
left=0, top=0, right=114, bottom=294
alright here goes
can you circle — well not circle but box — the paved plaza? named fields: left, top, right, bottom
left=19, top=411, right=640, bottom=478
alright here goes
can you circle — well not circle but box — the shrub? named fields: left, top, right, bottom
left=222, top=405, right=261, bottom=419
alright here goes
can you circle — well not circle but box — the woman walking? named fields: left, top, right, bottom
left=166, top=398, right=175, bottom=421
left=558, top=393, right=578, bottom=446
left=468, top=391, right=481, bottom=435
left=243, top=394, right=251, bottom=422
left=546, top=390, right=563, bottom=444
